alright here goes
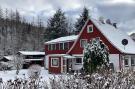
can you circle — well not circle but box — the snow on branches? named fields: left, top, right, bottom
left=83, top=38, right=109, bottom=74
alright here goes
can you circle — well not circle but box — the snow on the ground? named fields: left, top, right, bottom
left=0, top=68, right=53, bottom=82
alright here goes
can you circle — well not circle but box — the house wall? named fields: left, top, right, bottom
left=68, top=20, right=121, bottom=55
left=49, top=56, right=61, bottom=74
left=109, top=54, right=120, bottom=71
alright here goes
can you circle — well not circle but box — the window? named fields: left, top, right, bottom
left=48, top=44, right=51, bottom=50
left=48, top=44, right=56, bottom=50
left=59, top=43, right=64, bottom=50
left=51, top=58, right=59, bottom=67
left=131, top=57, right=135, bottom=66
left=59, top=42, right=69, bottom=50
left=80, top=39, right=87, bottom=48
left=124, top=57, right=129, bottom=67
left=75, top=58, right=82, bottom=64
left=52, top=44, right=56, bottom=50
left=87, top=25, right=93, bottom=33
left=64, top=43, right=69, bottom=50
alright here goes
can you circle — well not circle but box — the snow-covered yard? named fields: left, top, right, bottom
left=0, top=68, right=52, bottom=82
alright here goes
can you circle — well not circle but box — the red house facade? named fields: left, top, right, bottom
left=45, top=18, right=135, bottom=74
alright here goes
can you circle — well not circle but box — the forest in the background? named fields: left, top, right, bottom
left=0, top=7, right=46, bottom=57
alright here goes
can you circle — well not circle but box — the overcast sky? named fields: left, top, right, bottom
left=0, top=0, right=135, bottom=34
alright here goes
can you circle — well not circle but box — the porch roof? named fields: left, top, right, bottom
left=63, top=55, right=76, bottom=59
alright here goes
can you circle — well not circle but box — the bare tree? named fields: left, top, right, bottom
left=12, top=54, right=24, bottom=75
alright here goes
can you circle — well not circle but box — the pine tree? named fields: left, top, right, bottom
left=75, top=7, right=89, bottom=34
left=45, top=9, right=68, bottom=40
left=83, top=38, right=109, bottom=74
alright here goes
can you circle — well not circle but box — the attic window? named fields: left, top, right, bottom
left=87, top=25, right=93, bottom=33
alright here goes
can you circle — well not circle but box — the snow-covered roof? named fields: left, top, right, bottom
left=45, top=35, right=78, bottom=44
left=19, top=51, right=45, bottom=55
left=91, top=18, right=135, bottom=54
left=3, top=55, right=15, bottom=60
left=25, top=59, right=43, bottom=61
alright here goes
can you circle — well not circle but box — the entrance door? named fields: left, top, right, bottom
left=66, top=59, right=72, bottom=73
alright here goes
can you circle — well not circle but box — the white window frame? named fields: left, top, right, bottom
left=131, top=57, right=135, bottom=66
left=75, top=57, right=82, bottom=65
left=87, top=25, right=93, bottom=33
left=51, top=58, right=59, bottom=67
left=59, top=43, right=64, bottom=50
left=80, top=39, right=87, bottom=48
left=64, top=42, right=69, bottom=50
left=59, top=42, right=69, bottom=50
left=124, top=56, right=129, bottom=67
left=48, top=44, right=56, bottom=50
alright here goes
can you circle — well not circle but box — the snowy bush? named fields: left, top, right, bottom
left=28, top=64, right=42, bottom=79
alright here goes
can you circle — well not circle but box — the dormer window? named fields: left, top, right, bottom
left=87, top=25, right=93, bottom=33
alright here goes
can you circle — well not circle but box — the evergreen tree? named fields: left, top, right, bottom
left=75, top=7, right=89, bottom=34
left=83, top=38, right=109, bottom=74
left=45, top=9, right=68, bottom=40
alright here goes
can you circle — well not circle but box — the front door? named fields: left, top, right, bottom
left=66, top=59, right=72, bottom=73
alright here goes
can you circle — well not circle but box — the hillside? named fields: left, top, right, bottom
left=0, top=17, right=46, bottom=57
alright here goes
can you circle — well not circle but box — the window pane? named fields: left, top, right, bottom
left=59, top=43, right=63, bottom=50
left=76, top=58, right=82, bottom=64
left=52, top=58, right=59, bottom=66
left=87, top=25, right=93, bottom=33
left=81, top=40, right=87, bottom=48
left=52, top=44, right=56, bottom=50
left=64, top=43, right=68, bottom=50
left=124, top=59, right=128, bottom=66
left=48, top=44, right=51, bottom=50
left=131, top=57, right=135, bottom=66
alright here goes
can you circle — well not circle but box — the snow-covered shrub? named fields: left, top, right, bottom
left=28, top=64, right=42, bottom=79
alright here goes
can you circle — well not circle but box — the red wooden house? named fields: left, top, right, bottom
left=45, top=18, right=135, bottom=74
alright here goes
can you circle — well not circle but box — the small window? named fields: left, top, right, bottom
left=51, top=58, right=59, bottom=67
left=64, top=43, right=69, bottom=50
left=75, top=58, right=82, bottom=64
left=131, top=57, right=135, bottom=66
left=124, top=57, right=129, bottom=67
left=87, top=25, right=93, bottom=33
left=80, top=39, right=87, bottom=48
left=52, top=44, right=56, bottom=50
left=48, top=44, right=51, bottom=50
left=48, top=44, right=56, bottom=50
left=59, top=43, right=64, bottom=50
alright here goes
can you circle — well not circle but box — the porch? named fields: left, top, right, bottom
left=62, top=55, right=83, bottom=73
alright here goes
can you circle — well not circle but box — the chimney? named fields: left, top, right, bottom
left=113, top=23, right=117, bottom=28
left=106, top=19, right=112, bottom=25
left=99, top=16, right=105, bottom=24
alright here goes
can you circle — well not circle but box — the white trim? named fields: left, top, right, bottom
left=51, top=58, right=59, bottom=67
left=80, top=39, right=87, bottom=48
left=87, top=25, right=93, bottom=33
left=67, top=19, right=89, bottom=54
left=61, top=56, right=63, bottom=73
left=47, top=54, right=66, bottom=57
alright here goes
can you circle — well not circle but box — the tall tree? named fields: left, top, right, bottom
left=45, top=9, right=68, bottom=40
left=83, top=38, right=109, bottom=74
left=75, top=7, right=89, bottom=34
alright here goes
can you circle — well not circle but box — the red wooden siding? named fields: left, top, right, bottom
left=45, top=41, right=74, bottom=55
left=68, top=20, right=121, bottom=55
left=49, top=56, right=61, bottom=74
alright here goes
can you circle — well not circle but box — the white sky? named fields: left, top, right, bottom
left=0, top=0, right=135, bottom=34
